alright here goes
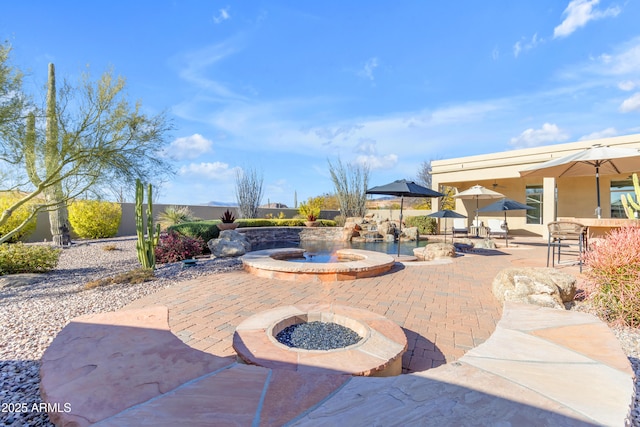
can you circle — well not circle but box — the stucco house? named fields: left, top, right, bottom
left=430, top=133, right=640, bottom=239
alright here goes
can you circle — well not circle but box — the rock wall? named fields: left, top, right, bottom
left=236, top=227, right=343, bottom=247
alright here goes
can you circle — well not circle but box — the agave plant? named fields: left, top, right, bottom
left=156, top=206, right=198, bottom=230
left=220, top=209, right=236, bottom=223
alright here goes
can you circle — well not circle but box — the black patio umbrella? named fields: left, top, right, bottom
left=477, top=198, right=534, bottom=247
left=366, top=179, right=445, bottom=256
left=427, top=210, right=467, bottom=243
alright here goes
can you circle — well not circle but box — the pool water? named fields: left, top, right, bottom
left=287, top=253, right=349, bottom=263
left=253, top=239, right=428, bottom=257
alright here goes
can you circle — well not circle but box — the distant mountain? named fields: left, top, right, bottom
left=205, top=201, right=238, bottom=207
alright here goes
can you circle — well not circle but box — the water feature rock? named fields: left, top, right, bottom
left=401, top=227, right=418, bottom=241
left=417, top=243, right=456, bottom=260
left=208, top=230, right=252, bottom=257
left=492, top=267, right=576, bottom=310
left=343, top=219, right=364, bottom=241
left=376, top=221, right=396, bottom=236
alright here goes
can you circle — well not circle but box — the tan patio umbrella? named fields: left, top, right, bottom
left=453, top=185, right=504, bottom=236
left=519, top=144, right=640, bottom=218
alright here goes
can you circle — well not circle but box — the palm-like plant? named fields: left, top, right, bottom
left=156, top=206, right=197, bottom=230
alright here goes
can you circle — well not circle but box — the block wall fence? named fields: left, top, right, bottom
left=24, top=203, right=432, bottom=243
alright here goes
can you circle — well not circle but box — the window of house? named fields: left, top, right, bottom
left=611, top=179, right=634, bottom=218
left=525, top=185, right=543, bottom=224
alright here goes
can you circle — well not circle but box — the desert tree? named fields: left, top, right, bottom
left=416, top=160, right=432, bottom=188
left=235, top=167, right=263, bottom=219
left=0, top=60, right=174, bottom=244
left=327, top=158, right=370, bottom=218
left=417, top=159, right=456, bottom=211
left=0, top=42, right=27, bottom=185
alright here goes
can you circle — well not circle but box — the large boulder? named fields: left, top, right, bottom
left=401, top=227, right=419, bottom=241
left=342, top=219, right=364, bottom=241
left=473, top=239, right=497, bottom=249
left=416, top=242, right=456, bottom=260
left=208, top=230, right=252, bottom=257
left=492, top=267, right=577, bottom=310
left=376, top=221, right=396, bottom=236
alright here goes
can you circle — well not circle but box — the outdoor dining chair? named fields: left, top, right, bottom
left=547, top=221, right=588, bottom=273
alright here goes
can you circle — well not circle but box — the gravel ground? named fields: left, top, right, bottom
left=1, top=237, right=638, bottom=426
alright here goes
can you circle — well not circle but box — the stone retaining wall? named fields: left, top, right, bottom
left=236, top=226, right=343, bottom=247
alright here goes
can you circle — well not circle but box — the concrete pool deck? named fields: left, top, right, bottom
left=40, top=237, right=635, bottom=426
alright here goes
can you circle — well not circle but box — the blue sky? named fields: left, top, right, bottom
left=3, top=1, right=640, bottom=206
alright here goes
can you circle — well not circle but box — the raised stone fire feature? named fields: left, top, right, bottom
left=241, top=248, right=395, bottom=282
left=233, top=304, right=407, bottom=377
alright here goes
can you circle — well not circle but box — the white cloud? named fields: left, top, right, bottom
left=358, top=57, right=379, bottom=81
left=553, top=0, right=621, bottom=39
left=352, top=138, right=398, bottom=170
left=599, top=39, right=640, bottom=75
left=164, top=134, right=213, bottom=159
left=579, top=127, right=618, bottom=140
left=178, top=162, right=240, bottom=180
left=314, top=124, right=363, bottom=144
left=513, top=41, right=522, bottom=58
left=620, top=92, right=640, bottom=113
left=355, top=154, right=398, bottom=170
left=618, top=81, right=636, bottom=91
left=513, top=33, right=542, bottom=58
left=213, top=7, right=230, bottom=24
left=177, top=40, right=247, bottom=101
left=563, top=38, right=640, bottom=81
left=509, top=123, right=570, bottom=148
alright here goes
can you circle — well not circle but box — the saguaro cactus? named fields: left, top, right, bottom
left=135, top=179, right=159, bottom=269
left=42, top=63, right=71, bottom=245
left=621, top=173, right=640, bottom=219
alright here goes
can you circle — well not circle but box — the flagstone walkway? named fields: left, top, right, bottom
left=39, top=238, right=635, bottom=426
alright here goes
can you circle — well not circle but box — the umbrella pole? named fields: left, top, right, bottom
left=595, top=166, right=602, bottom=219
left=504, top=211, right=508, bottom=248
left=398, top=196, right=404, bottom=257
left=475, top=196, right=480, bottom=237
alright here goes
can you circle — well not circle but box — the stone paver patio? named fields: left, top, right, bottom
left=39, top=237, right=635, bottom=426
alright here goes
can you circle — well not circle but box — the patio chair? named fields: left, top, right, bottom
left=451, top=218, right=468, bottom=237
left=487, top=219, right=507, bottom=239
left=547, top=221, right=587, bottom=272
left=471, top=219, right=487, bottom=237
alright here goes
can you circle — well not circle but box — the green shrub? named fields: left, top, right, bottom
left=168, top=220, right=220, bottom=244
left=405, top=216, right=437, bottom=235
left=68, top=200, right=121, bottom=239
left=0, top=243, right=60, bottom=275
left=234, top=218, right=337, bottom=227
left=298, top=200, right=321, bottom=221
left=0, top=192, right=37, bottom=243
left=584, top=226, right=640, bottom=327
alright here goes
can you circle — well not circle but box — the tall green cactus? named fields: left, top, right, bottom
left=621, top=173, right=640, bottom=219
left=135, top=179, right=159, bottom=269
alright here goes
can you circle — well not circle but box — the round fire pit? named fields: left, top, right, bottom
left=233, top=304, right=407, bottom=377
